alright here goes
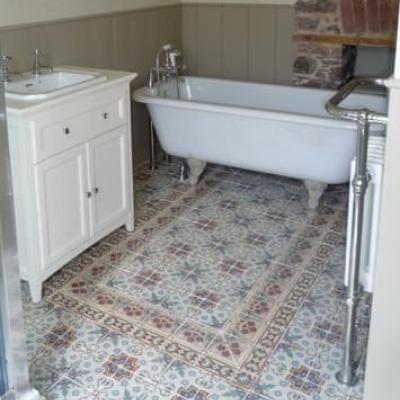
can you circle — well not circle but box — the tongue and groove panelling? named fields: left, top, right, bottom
left=182, top=3, right=295, bottom=84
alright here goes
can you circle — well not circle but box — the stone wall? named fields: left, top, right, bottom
left=293, top=0, right=399, bottom=88
left=293, top=41, right=343, bottom=88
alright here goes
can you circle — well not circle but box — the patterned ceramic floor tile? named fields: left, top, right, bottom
left=45, top=378, right=91, bottom=400
left=29, top=361, right=62, bottom=394
left=161, top=360, right=249, bottom=400
left=25, top=320, right=49, bottom=362
left=22, top=165, right=367, bottom=399
left=253, top=342, right=339, bottom=400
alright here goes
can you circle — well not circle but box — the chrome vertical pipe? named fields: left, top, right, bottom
left=325, top=76, right=388, bottom=387
left=149, top=119, right=156, bottom=172
left=336, top=112, right=371, bottom=386
left=178, top=160, right=188, bottom=182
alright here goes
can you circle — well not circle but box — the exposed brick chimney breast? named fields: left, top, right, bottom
left=341, top=0, right=397, bottom=34
left=293, top=0, right=399, bottom=88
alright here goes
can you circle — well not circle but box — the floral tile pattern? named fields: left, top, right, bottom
left=22, top=161, right=368, bottom=399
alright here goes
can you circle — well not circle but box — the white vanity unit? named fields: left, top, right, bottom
left=6, top=67, right=137, bottom=303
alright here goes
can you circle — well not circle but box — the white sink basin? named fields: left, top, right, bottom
left=6, top=69, right=107, bottom=101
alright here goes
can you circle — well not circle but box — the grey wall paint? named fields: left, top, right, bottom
left=182, top=4, right=295, bottom=84
left=0, top=5, right=182, bottom=168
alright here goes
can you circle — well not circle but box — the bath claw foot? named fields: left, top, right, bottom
left=304, top=180, right=328, bottom=210
left=187, top=158, right=207, bottom=185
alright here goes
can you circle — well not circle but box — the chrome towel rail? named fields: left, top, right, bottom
left=326, top=77, right=388, bottom=124
left=325, top=77, right=388, bottom=387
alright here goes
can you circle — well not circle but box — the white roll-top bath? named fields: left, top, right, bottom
left=134, top=76, right=387, bottom=208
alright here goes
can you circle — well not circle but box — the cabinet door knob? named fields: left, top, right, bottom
left=63, top=127, right=70, bottom=135
left=102, top=112, right=108, bottom=120
left=86, top=191, right=92, bottom=199
left=94, top=187, right=100, bottom=194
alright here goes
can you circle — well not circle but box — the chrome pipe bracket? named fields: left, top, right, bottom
left=326, top=77, right=388, bottom=387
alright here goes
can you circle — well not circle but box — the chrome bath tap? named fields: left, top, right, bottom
left=148, top=44, right=185, bottom=89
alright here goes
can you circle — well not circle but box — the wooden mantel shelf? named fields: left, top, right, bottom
left=294, top=33, right=396, bottom=48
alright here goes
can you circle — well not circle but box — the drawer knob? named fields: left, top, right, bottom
left=86, top=191, right=92, bottom=199
left=94, top=187, right=100, bottom=194
left=102, top=112, right=109, bottom=120
left=63, top=127, right=70, bottom=135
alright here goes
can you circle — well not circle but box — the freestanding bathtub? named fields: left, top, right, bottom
left=134, top=77, right=387, bottom=207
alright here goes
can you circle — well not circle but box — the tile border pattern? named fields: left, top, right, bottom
left=45, top=170, right=339, bottom=390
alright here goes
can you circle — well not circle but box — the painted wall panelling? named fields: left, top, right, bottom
left=223, top=6, right=248, bottom=79
left=248, top=6, right=275, bottom=82
left=275, top=7, right=296, bottom=84
left=182, top=4, right=295, bottom=84
left=182, top=5, right=199, bottom=74
left=0, top=0, right=180, bottom=29
left=0, top=6, right=182, bottom=168
left=0, top=0, right=295, bottom=28
left=197, top=6, right=223, bottom=77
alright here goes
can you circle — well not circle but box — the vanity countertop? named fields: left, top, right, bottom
left=6, top=66, right=137, bottom=115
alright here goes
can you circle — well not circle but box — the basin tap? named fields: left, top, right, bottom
left=32, top=49, right=53, bottom=77
left=0, top=55, right=12, bottom=83
left=0, top=55, right=20, bottom=84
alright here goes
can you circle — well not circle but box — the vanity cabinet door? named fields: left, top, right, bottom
left=88, top=127, right=129, bottom=236
left=35, top=145, right=90, bottom=268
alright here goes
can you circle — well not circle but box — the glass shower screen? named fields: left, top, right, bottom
left=0, top=52, right=40, bottom=400
left=0, top=55, right=9, bottom=398
left=0, top=304, right=8, bottom=396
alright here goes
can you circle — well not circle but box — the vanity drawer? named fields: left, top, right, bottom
left=31, top=90, right=128, bottom=163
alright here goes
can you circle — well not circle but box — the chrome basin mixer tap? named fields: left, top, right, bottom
left=32, top=48, right=53, bottom=77
left=0, top=56, right=12, bottom=84
left=0, top=56, right=21, bottom=84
